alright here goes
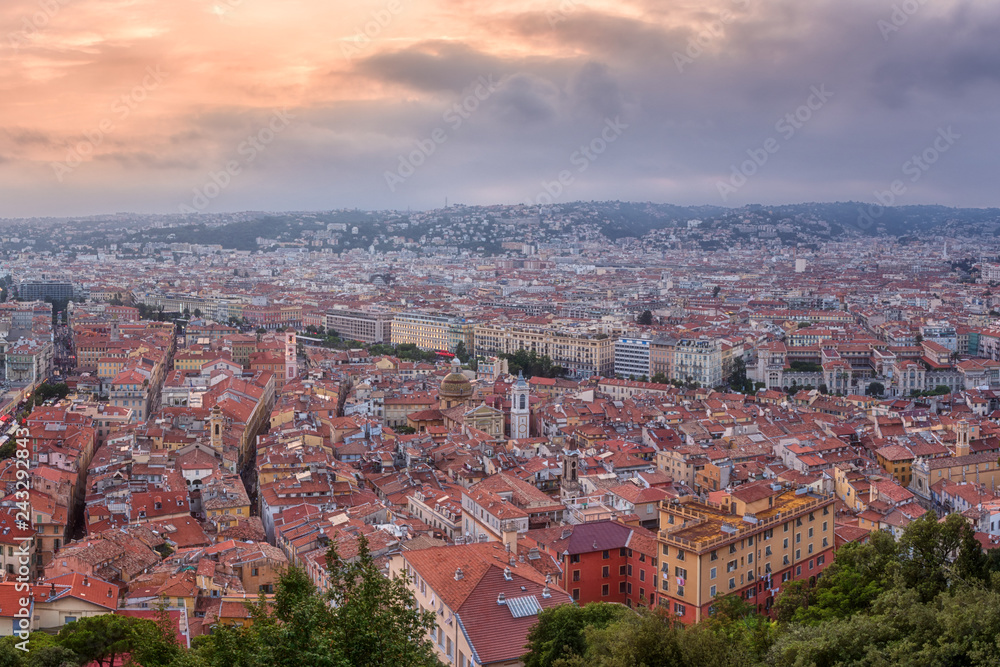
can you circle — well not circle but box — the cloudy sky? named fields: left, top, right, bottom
left=1, top=0, right=997, bottom=217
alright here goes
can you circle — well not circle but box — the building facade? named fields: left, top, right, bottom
left=324, top=309, right=394, bottom=344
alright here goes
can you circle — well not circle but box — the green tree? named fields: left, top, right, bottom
left=790, top=529, right=900, bottom=624
left=324, top=536, right=441, bottom=667
left=56, top=614, right=144, bottom=667
left=866, top=381, right=885, bottom=397
left=0, top=440, right=16, bottom=459
left=523, top=602, right=630, bottom=667
left=637, top=310, right=653, bottom=326
left=197, top=535, right=440, bottom=667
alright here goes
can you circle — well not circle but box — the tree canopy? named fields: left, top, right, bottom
left=3, top=536, right=440, bottom=667
left=522, top=511, right=1000, bottom=667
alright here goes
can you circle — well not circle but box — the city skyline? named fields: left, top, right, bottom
left=2, top=0, right=999, bottom=217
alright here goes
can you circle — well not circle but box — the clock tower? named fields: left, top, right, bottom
left=511, top=371, right=530, bottom=439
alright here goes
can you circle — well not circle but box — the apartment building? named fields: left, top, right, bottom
left=614, top=337, right=652, bottom=379
left=4, top=338, right=53, bottom=385
left=671, top=338, right=723, bottom=388
left=390, top=543, right=572, bottom=667
left=325, top=308, right=393, bottom=344
left=474, top=323, right=616, bottom=378
left=655, top=482, right=836, bottom=624
left=391, top=312, right=474, bottom=352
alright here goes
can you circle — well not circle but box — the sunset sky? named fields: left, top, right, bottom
left=1, top=0, right=997, bottom=217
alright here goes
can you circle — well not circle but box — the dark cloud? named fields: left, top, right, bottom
left=3, top=0, right=1000, bottom=216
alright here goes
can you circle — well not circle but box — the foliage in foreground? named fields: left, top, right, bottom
left=523, top=512, right=1000, bottom=667
left=0, top=535, right=440, bottom=667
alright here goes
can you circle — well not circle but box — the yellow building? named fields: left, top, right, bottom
left=391, top=312, right=474, bottom=352
left=656, top=482, right=836, bottom=624
left=473, top=322, right=616, bottom=378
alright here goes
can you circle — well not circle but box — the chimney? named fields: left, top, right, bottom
left=454, top=567, right=463, bottom=581
left=83, top=575, right=89, bottom=587
left=497, top=592, right=506, bottom=605
left=503, top=566, right=513, bottom=581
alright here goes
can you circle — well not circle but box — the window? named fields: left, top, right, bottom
left=676, top=549, right=685, bottom=561
left=784, top=522, right=789, bottom=532
left=730, top=544, right=737, bottom=554
left=808, top=543, right=813, bottom=554
left=823, top=537, right=829, bottom=548
left=570, top=554, right=580, bottom=563
left=796, top=566, right=802, bottom=576
left=710, top=567, right=717, bottom=580
left=710, top=585, right=716, bottom=597
left=640, top=569, right=645, bottom=582
left=796, top=533, right=801, bottom=543
left=602, top=566, right=609, bottom=578
left=674, top=567, right=687, bottom=579
left=783, top=538, right=789, bottom=549
left=573, top=589, right=580, bottom=600
left=674, top=602, right=686, bottom=616
left=621, top=547, right=628, bottom=557
left=619, top=581, right=627, bottom=593
left=747, top=553, right=754, bottom=564
left=729, top=577, right=736, bottom=590
left=727, top=559, right=737, bottom=573
left=662, top=544, right=669, bottom=556
left=808, top=527, right=814, bottom=538
left=817, top=555, right=826, bottom=566
left=765, top=546, right=772, bottom=556
left=64, top=616, right=77, bottom=624
left=809, top=559, right=814, bottom=571
left=619, top=565, right=627, bottom=576
left=602, top=584, right=610, bottom=596
left=710, top=549, right=718, bottom=561
left=573, top=570, right=580, bottom=582
left=628, top=565, right=633, bottom=576
left=602, top=550, right=609, bottom=559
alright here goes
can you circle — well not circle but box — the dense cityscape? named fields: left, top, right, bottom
left=5, top=0, right=1000, bottom=662
left=0, top=203, right=999, bottom=664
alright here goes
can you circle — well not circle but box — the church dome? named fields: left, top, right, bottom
left=439, top=358, right=473, bottom=402
left=440, top=371, right=473, bottom=400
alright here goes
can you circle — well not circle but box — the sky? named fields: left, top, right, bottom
left=1, top=0, right=998, bottom=217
